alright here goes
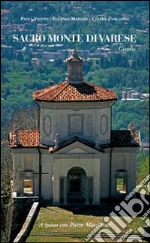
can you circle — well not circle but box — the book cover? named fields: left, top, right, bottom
left=1, top=1, right=149, bottom=242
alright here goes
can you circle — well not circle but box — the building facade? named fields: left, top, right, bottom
left=9, top=49, right=140, bottom=205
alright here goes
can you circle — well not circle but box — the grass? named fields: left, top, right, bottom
left=26, top=206, right=101, bottom=242
left=26, top=205, right=148, bottom=242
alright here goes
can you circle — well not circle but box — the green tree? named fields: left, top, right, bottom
left=136, top=152, right=149, bottom=183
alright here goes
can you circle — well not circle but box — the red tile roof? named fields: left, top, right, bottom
left=9, top=130, right=40, bottom=147
left=111, top=130, right=140, bottom=147
left=49, top=131, right=140, bottom=153
left=9, top=130, right=139, bottom=148
left=33, top=81, right=117, bottom=102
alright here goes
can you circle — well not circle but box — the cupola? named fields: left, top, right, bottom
left=65, top=49, right=84, bottom=84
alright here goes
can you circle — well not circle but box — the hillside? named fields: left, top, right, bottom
left=1, top=1, right=149, bottom=142
left=26, top=204, right=148, bottom=242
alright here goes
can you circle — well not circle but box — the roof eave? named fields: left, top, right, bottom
left=33, top=98, right=118, bottom=102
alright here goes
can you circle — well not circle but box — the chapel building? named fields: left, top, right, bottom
left=9, top=49, right=140, bottom=205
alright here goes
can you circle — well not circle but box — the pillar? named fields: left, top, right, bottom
left=92, top=160, right=100, bottom=205
left=53, top=176, right=61, bottom=205
left=63, top=177, right=68, bottom=205
left=85, top=177, right=90, bottom=205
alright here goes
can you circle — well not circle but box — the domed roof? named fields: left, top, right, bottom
left=33, top=49, right=117, bottom=102
left=33, top=80, right=117, bottom=102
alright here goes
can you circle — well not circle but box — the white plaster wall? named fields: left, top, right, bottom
left=13, top=149, right=39, bottom=196
left=40, top=107, right=56, bottom=145
left=12, top=145, right=138, bottom=200
left=99, top=108, right=111, bottom=144
left=52, top=157, right=100, bottom=204
left=40, top=152, right=53, bottom=200
left=125, top=149, right=137, bottom=192
left=39, top=101, right=112, bottom=146
left=100, top=152, right=110, bottom=198
left=13, top=152, right=22, bottom=193
left=111, top=148, right=138, bottom=196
